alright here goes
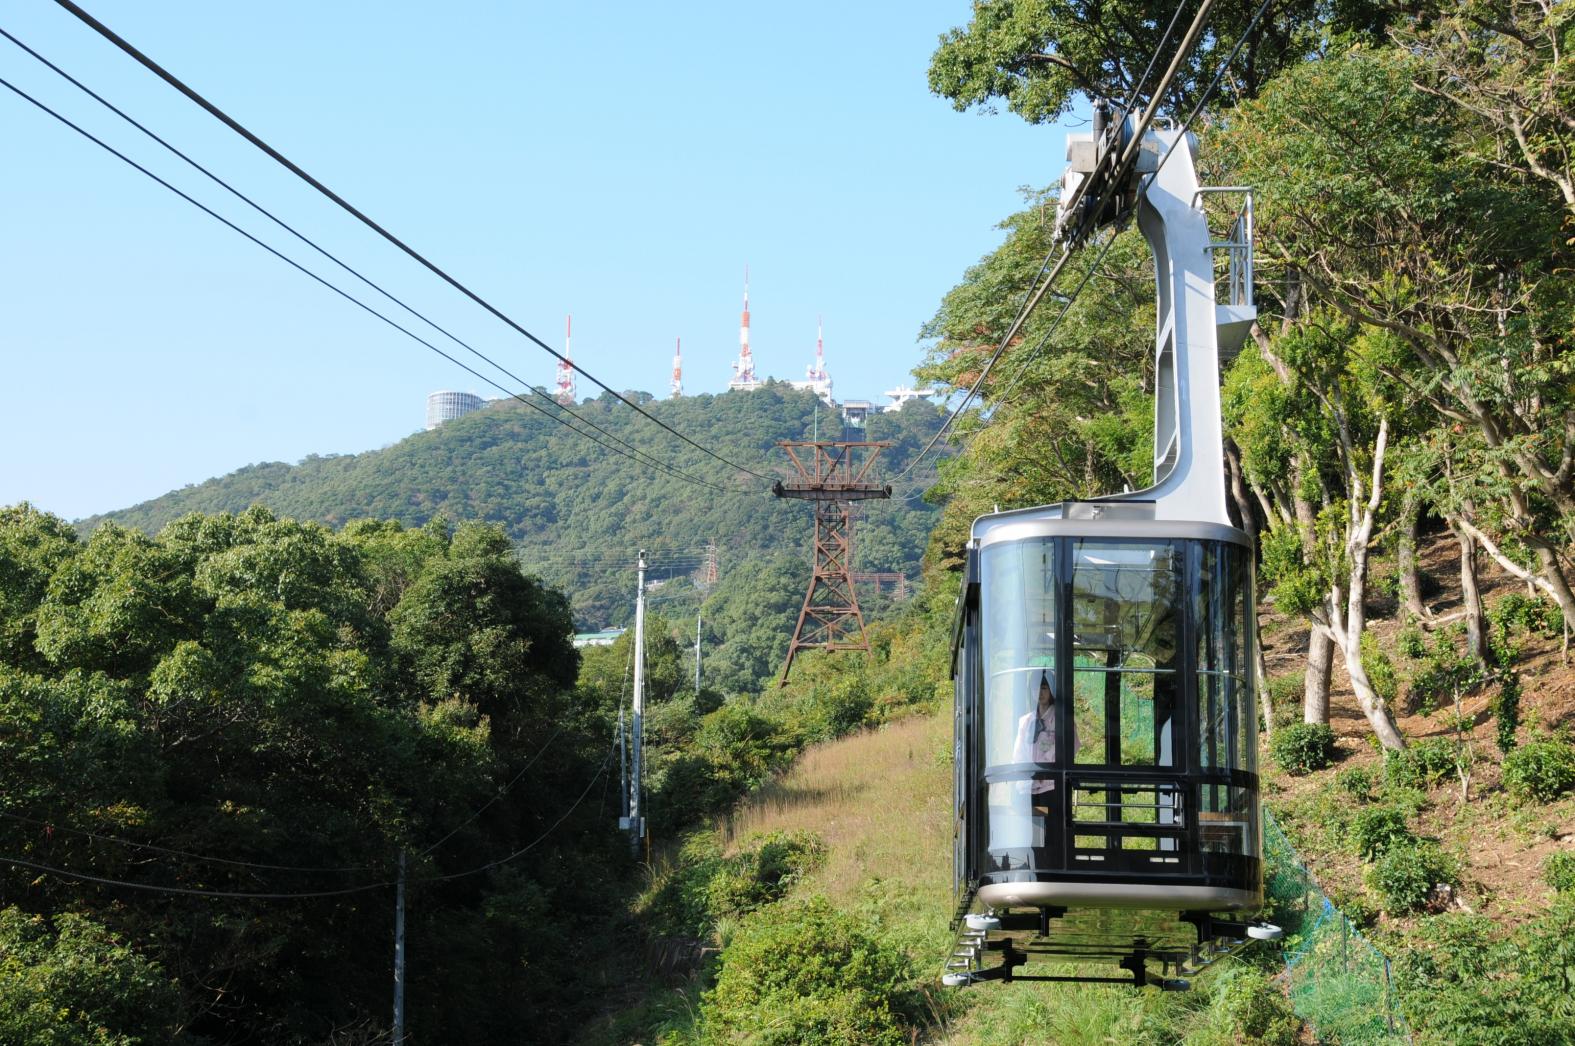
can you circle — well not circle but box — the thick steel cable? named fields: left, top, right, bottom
left=895, top=0, right=1221, bottom=483
left=54, top=0, right=773, bottom=483
left=988, top=0, right=1277, bottom=405
left=0, top=74, right=736, bottom=495
left=0, top=27, right=733, bottom=497
left=892, top=245, right=1075, bottom=481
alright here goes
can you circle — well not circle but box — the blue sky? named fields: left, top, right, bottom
left=2, top=1, right=1070, bottom=520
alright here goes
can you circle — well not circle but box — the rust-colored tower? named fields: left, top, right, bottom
left=774, top=440, right=893, bottom=684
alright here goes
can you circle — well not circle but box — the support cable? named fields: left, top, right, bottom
left=0, top=72, right=735, bottom=495
left=901, top=0, right=1272, bottom=475
left=53, top=0, right=773, bottom=483
left=894, top=0, right=1215, bottom=483
left=987, top=0, right=1276, bottom=405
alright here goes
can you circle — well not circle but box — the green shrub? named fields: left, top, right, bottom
left=1493, top=672, right=1522, bottom=754
left=1368, top=841, right=1455, bottom=913
left=1545, top=852, right=1575, bottom=895
left=1398, top=619, right=1428, bottom=660
left=1502, top=738, right=1575, bottom=804
left=1266, top=672, right=1302, bottom=727
left=1360, top=631, right=1399, bottom=708
left=1335, top=764, right=1374, bottom=799
left=1271, top=722, right=1337, bottom=775
left=1410, top=737, right=1460, bottom=786
left=705, top=830, right=825, bottom=918
left=638, top=830, right=827, bottom=942
left=1407, top=628, right=1482, bottom=716
left=1206, top=965, right=1301, bottom=1046
left=1386, top=743, right=1436, bottom=793
left=702, top=897, right=919, bottom=1046
left=1349, top=805, right=1415, bottom=860
left=1489, top=593, right=1562, bottom=645
left=1395, top=901, right=1575, bottom=1044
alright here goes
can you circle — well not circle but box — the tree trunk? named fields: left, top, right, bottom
left=1256, top=632, right=1274, bottom=743
left=1331, top=418, right=1406, bottom=750
left=1397, top=490, right=1431, bottom=619
left=1304, top=627, right=1333, bottom=725
left=1225, top=440, right=1258, bottom=542
left=1452, top=518, right=1485, bottom=664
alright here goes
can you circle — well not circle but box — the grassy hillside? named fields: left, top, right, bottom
left=83, top=385, right=948, bottom=633
left=591, top=709, right=1300, bottom=1045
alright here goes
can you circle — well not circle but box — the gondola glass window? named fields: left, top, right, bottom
left=980, top=539, right=1057, bottom=855
left=1195, top=542, right=1258, bottom=859
left=1070, top=541, right=1181, bottom=769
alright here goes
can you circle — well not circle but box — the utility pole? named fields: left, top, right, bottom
left=627, top=551, right=647, bottom=855
left=694, top=609, right=703, bottom=694
left=616, top=706, right=628, bottom=827
left=392, top=850, right=406, bottom=1045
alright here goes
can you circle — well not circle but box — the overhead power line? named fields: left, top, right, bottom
left=0, top=71, right=736, bottom=495
left=53, top=0, right=773, bottom=484
left=0, top=853, right=394, bottom=899
left=416, top=727, right=564, bottom=858
left=0, top=746, right=616, bottom=899
left=0, top=30, right=740, bottom=497
left=0, top=809, right=377, bottom=874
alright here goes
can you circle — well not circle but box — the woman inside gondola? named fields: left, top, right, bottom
left=1010, top=671, right=1068, bottom=854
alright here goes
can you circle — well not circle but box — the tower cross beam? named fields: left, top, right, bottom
left=774, top=440, right=893, bottom=685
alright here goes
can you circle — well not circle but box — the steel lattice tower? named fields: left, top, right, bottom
left=773, top=440, right=892, bottom=685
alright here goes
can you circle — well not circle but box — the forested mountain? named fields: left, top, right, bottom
left=87, top=384, right=949, bottom=640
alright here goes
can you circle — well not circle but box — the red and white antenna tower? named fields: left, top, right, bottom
left=729, top=265, right=759, bottom=391
left=797, top=315, right=833, bottom=402
left=554, top=314, right=576, bottom=406
left=670, top=337, right=683, bottom=399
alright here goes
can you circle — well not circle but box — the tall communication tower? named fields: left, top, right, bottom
left=728, top=266, right=760, bottom=392
left=554, top=314, right=577, bottom=406
left=792, top=317, right=833, bottom=402
left=670, top=337, right=683, bottom=399
left=773, top=440, right=892, bottom=684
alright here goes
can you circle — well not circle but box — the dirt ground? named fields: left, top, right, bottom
left=1260, top=528, right=1575, bottom=929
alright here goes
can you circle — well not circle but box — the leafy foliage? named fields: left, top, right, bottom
left=84, top=387, right=950, bottom=644
left=1502, top=738, right=1575, bottom=804
left=0, top=505, right=620, bottom=1044
left=1349, top=806, right=1416, bottom=861
left=701, top=897, right=920, bottom=1046
left=1546, top=852, right=1575, bottom=896
left=1396, top=901, right=1575, bottom=1043
left=0, top=908, right=182, bottom=1046
left=1270, top=722, right=1337, bottom=775
left=1368, top=841, right=1456, bottom=914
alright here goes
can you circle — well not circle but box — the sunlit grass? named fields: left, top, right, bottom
left=719, top=710, right=954, bottom=911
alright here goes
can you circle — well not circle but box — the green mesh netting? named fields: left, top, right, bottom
left=1264, top=812, right=1410, bottom=1044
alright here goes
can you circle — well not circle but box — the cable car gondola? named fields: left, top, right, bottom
left=946, top=115, right=1280, bottom=989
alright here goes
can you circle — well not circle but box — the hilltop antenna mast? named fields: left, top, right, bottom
left=804, top=316, right=832, bottom=401
left=774, top=441, right=892, bottom=684
left=728, top=266, right=760, bottom=391
left=670, top=337, right=683, bottom=399
left=554, top=314, right=577, bottom=406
